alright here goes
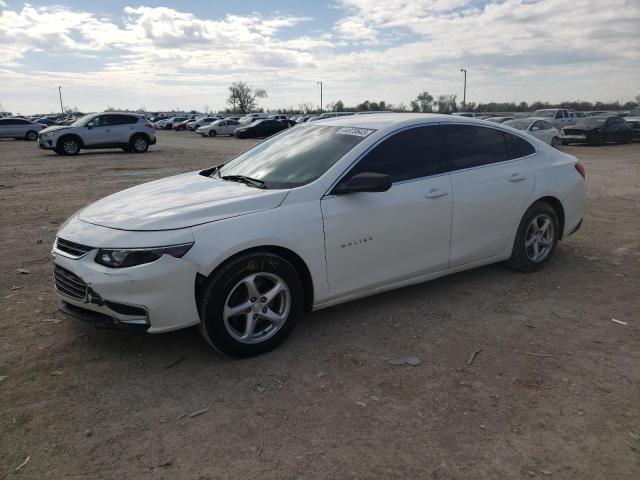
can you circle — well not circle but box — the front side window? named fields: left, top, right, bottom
left=219, top=125, right=373, bottom=189
left=347, top=126, right=446, bottom=183
left=443, top=125, right=508, bottom=171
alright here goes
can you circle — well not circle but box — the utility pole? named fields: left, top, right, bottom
left=460, top=69, right=467, bottom=111
left=316, top=81, right=323, bottom=113
left=58, top=85, right=64, bottom=115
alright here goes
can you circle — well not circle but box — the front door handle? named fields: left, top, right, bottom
left=509, top=173, right=527, bottom=182
left=425, top=189, right=449, bottom=199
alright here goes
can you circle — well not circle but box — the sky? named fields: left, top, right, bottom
left=0, top=0, right=639, bottom=114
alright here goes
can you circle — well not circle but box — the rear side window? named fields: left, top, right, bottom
left=443, top=125, right=508, bottom=170
left=348, top=125, right=446, bottom=182
left=503, top=131, right=535, bottom=159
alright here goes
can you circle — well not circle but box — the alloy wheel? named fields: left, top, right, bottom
left=134, top=137, right=147, bottom=151
left=63, top=139, right=78, bottom=154
left=223, top=272, right=291, bottom=344
left=525, top=214, right=554, bottom=262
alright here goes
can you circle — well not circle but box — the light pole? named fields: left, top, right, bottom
left=58, top=85, right=64, bottom=115
left=316, top=81, right=323, bottom=113
left=459, top=69, right=467, bottom=111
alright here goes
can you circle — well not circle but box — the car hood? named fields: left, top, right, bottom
left=78, top=171, right=289, bottom=231
left=40, top=125, right=70, bottom=134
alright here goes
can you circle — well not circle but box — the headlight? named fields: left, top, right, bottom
left=95, top=243, right=193, bottom=268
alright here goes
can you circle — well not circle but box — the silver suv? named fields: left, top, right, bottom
left=38, top=112, right=156, bottom=155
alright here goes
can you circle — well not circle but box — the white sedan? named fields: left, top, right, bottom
left=196, top=119, right=240, bottom=137
left=504, top=118, right=562, bottom=148
left=52, top=114, right=585, bottom=357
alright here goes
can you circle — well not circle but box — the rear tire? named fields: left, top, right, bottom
left=130, top=135, right=149, bottom=153
left=507, top=201, right=559, bottom=273
left=198, top=252, right=303, bottom=358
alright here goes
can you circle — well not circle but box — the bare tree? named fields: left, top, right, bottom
left=227, top=82, right=267, bottom=113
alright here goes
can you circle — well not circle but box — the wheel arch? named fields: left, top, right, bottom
left=56, top=133, right=84, bottom=148
left=129, top=131, right=151, bottom=144
left=195, top=245, right=314, bottom=313
left=532, top=195, right=565, bottom=238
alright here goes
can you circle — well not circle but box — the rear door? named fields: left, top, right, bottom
left=0, top=119, right=11, bottom=137
left=109, top=115, right=139, bottom=143
left=444, top=124, right=536, bottom=267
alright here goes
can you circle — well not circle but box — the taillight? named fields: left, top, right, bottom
left=575, top=162, right=586, bottom=179
left=145, top=121, right=154, bottom=129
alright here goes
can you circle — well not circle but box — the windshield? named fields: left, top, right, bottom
left=577, top=117, right=607, bottom=126
left=532, top=110, right=554, bottom=118
left=218, top=125, right=374, bottom=189
left=70, top=114, right=97, bottom=127
left=504, top=119, right=532, bottom=130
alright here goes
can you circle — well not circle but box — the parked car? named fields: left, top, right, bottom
left=238, top=113, right=272, bottom=124
left=561, top=115, right=634, bottom=146
left=172, top=119, right=191, bottom=131
left=531, top=109, right=575, bottom=129
left=269, top=114, right=289, bottom=121
left=623, top=107, right=640, bottom=139
left=196, top=119, right=240, bottom=137
left=503, top=118, right=562, bottom=148
left=187, top=117, right=220, bottom=131
left=155, top=116, right=187, bottom=130
left=484, top=116, right=514, bottom=124
left=34, top=117, right=58, bottom=126
left=38, top=112, right=156, bottom=155
left=51, top=113, right=585, bottom=357
left=0, top=117, right=45, bottom=140
left=453, top=112, right=485, bottom=118
left=234, top=119, right=289, bottom=138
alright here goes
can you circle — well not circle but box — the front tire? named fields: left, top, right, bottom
left=198, top=252, right=303, bottom=358
left=208, top=129, right=217, bottom=137
left=507, top=201, right=559, bottom=273
left=588, top=132, right=603, bottom=146
left=25, top=130, right=38, bottom=141
left=58, top=136, right=80, bottom=156
left=551, top=136, right=561, bottom=149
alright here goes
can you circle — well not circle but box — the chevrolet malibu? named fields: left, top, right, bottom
left=52, top=114, right=586, bottom=357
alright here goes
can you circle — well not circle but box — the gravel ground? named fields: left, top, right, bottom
left=1, top=131, right=639, bottom=479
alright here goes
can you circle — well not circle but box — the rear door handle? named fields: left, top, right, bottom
left=425, top=189, right=449, bottom=199
left=509, top=173, right=527, bottom=182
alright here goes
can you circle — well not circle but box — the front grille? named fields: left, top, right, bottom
left=55, top=238, right=94, bottom=258
left=563, top=129, right=585, bottom=136
left=54, top=265, right=88, bottom=301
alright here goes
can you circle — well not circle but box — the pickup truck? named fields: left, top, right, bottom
left=531, top=109, right=576, bottom=129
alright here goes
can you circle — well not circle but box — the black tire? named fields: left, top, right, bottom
left=57, top=136, right=81, bottom=156
left=588, top=132, right=603, bottom=146
left=208, top=129, right=217, bottom=137
left=621, top=132, right=632, bottom=144
left=198, top=252, right=303, bottom=358
left=130, top=134, right=149, bottom=153
left=507, top=201, right=559, bottom=273
left=25, top=130, right=38, bottom=141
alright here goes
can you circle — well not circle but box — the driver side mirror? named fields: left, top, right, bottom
left=333, top=172, right=392, bottom=195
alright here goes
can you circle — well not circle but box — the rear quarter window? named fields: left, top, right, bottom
left=503, top=131, right=535, bottom=159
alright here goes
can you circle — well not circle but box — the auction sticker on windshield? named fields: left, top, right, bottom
left=335, top=127, right=375, bottom=137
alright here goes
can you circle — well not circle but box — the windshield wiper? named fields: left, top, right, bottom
left=220, top=175, right=266, bottom=189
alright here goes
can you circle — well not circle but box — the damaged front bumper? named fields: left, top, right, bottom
left=53, top=248, right=201, bottom=333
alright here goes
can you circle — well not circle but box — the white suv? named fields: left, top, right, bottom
left=39, top=113, right=156, bottom=155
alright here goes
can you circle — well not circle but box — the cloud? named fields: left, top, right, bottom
left=0, top=1, right=638, bottom=114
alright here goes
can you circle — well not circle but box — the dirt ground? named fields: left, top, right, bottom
left=1, top=131, right=639, bottom=479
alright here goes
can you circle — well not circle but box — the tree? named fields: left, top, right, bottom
left=333, top=100, right=345, bottom=112
left=435, top=94, right=457, bottom=114
left=227, top=81, right=267, bottom=113
left=410, top=92, right=434, bottom=113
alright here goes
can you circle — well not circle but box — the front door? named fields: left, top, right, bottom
left=321, top=125, right=453, bottom=299
left=83, top=115, right=117, bottom=146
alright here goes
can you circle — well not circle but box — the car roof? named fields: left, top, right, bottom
left=305, top=112, right=502, bottom=131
